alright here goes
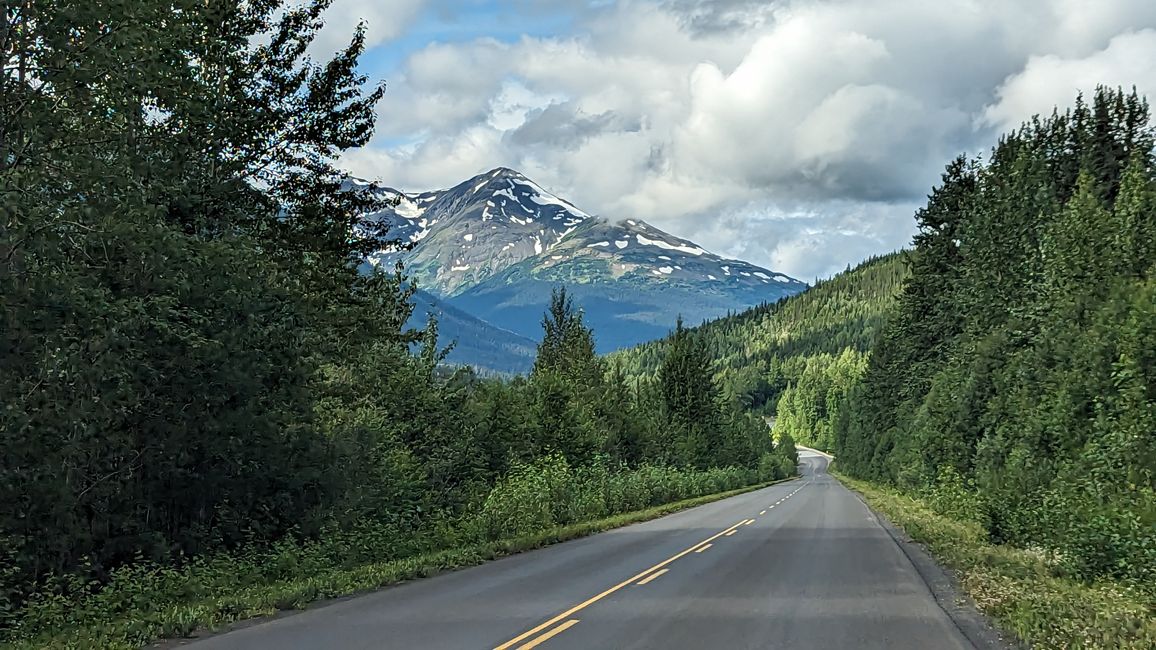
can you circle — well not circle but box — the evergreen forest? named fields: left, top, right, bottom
left=0, top=2, right=794, bottom=645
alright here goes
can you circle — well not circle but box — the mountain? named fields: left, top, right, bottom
left=361, top=167, right=808, bottom=353
left=363, top=168, right=592, bottom=296
left=407, top=289, right=537, bottom=375
left=610, top=251, right=907, bottom=451
left=449, top=217, right=803, bottom=350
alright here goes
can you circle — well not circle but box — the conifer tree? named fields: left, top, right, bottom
left=1113, top=155, right=1156, bottom=277
left=532, top=287, right=604, bottom=386
left=659, top=317, right=721, bottom=468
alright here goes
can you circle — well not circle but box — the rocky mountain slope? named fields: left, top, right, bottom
left=361, top=168, right=808, bottom=354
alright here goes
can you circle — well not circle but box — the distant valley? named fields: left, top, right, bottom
left=407, top=288, right=537, bottom=375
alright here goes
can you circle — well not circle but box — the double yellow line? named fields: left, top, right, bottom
left=493, top=518, right=751, bottom=650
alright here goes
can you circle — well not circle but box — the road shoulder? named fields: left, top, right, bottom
left=837, top=477, right=1017, bottom=650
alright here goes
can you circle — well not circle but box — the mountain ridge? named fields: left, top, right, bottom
left=358, top=167, right=809, bottom=356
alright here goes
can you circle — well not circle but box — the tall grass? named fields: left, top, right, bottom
left=472, top=455, right=780, bottom=540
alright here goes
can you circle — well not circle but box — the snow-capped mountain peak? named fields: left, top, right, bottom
left=363, top=168, right=600, bottom=294
left=359, top=168, right=806, bottom=319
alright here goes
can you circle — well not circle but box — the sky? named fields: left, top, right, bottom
left=318, top=0, right=1156, bottom=281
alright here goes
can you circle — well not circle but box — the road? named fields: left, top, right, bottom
left=183, top=451, right=1001, bottom=649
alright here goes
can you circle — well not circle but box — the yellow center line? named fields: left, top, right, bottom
left=636, top=569, right=668, bottom=586
left=516, top=619, right=580, bottom=650
left=493, top=518, right=749, bottom=650
left=759, top=510, right=766, bottom=515
left=724, top=530, right=737, bottom=536
left=695, top=543, right=712, bottom=553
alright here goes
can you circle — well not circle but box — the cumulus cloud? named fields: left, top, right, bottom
left=661, top=0, right=779, bottom=35
left=506, top=101, right=642, bottom=149
left=312, top=0, right=427, bottom=58
left=982, top=29, right=1156, bottom=131
left=339, top=0, right=1156, bottom=280
left=690, top=199, right=919, bottom=281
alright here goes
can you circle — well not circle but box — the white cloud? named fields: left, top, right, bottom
left=488, top=80, right=564, bottom=131
left=312, top=0, right=427, bottom=58
left=687, top=199, right=920, bottom=282
left=982, top=29, right=1156, bottom=131
left=340, top=0, right=1156, bottom=279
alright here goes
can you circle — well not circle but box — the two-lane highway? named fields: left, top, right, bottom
left=182, top=452, right=1002, bottom=649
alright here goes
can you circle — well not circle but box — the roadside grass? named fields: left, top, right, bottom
left=9, top=477, right=793, bottom=650
left=835, top=471, right=1156, bottom=650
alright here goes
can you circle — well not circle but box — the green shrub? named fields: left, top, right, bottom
left=924, top=465, right=986, bottom=525
left=471, top=457, right=784, bottom=544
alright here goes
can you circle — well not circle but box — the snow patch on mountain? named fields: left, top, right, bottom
left=518, top=178, right=591, bottom=219
left=393, top=196, right=425, bottom=219
left=635, top=234, right=707, bottom=256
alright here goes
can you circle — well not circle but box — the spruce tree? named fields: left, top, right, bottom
left=1113, top=156, right=1156, bottom=277
left=659, top=317, right=721, bottom=468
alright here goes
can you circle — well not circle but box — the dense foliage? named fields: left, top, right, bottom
left=3, top=0, right=398, bottom=623
left=612, top=253, right=907, bottom=449
left=836, top=88, right=1156, bottom=593
left=0, top=2, right=792, bottom=641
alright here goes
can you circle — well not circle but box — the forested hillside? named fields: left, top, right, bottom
left=836, top=88, right=1155, bottom=593
left=0, top=2, right=795, bottom=646
left=613, top=253, right=908, bottom=450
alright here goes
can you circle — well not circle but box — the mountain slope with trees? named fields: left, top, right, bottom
left=407, top=288, right=537, bottom=375
left=835, top=87, right=1156, bottom=594
left=612, top=252, right=908, bottom=449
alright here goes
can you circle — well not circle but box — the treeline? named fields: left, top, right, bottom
left=612, top=253, right=907, bottom=448
left=0, top=0, right=793, bottom=639
left=836, top=88, right=1156, bottom=591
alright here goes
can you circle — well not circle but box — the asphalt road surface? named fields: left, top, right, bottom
left=182, top=451, right=1002, bottom=649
